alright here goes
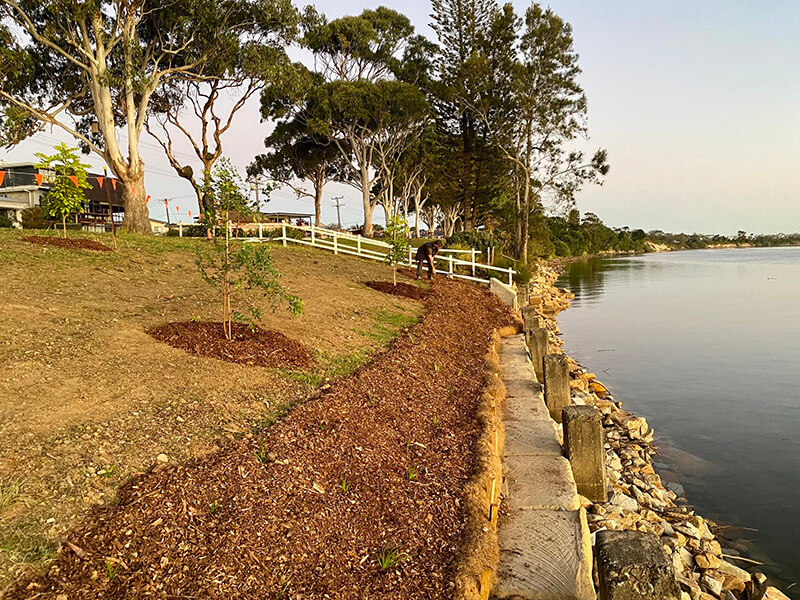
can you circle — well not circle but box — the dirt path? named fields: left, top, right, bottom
left=7, top=278, right=514, bottom=600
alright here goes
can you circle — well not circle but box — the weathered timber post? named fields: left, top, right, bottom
left=333, top=233, right=338, bottom=255
left=595, top=531, right=681, bottom=600
left=525, top=327, right=548, bottom=382
left=281, top=222, right=287, bottom=247
left=178, top=222, right=183, bottom=237
left=521, top=305, right=540, bottom=331
left=562, top=405, right=607, bottom=502
left=544, top=354, right=571, bottom=423
left=258, top=222, right=263, bottom=239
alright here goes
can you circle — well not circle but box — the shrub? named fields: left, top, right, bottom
left=20, top=207, right=47, bottom=229
left=0, top=215, right=13, bottom=228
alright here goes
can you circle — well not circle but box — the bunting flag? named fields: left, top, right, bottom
left=176, top=206, right=180, bottom=212
left=0, top=171, right=5, bottom=186
left=68, top=175, right=79, bottom=187
left=146, top=195, right=151, bottom=204
left=111, top=179, right=117, bottom=190
left=35, top=173, right=44, bottom=186
left=96, top=176, right=104, bottom=188
left=188, top=210, right=192, bottom=218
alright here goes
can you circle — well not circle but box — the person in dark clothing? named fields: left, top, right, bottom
left=415, top=239, right=444, bottom=280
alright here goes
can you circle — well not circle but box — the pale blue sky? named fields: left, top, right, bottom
left=2, top=1, right=798, bottom=234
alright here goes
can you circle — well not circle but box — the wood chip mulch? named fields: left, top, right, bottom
left=147, top=321, right=314, bottom=369
left=22, top=236, right=114, bottom=252
left=364, top=280, right=429, bottom=301
left=8, top=279, right=515, bottom=600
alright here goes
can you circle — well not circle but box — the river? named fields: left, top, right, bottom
left=556, top=247, right=800, bottom=596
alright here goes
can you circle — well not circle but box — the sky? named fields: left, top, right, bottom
left=1, top=0, right=799, bottom=235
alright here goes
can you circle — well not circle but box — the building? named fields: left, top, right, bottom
left=0, top=162, right=124, bottom=229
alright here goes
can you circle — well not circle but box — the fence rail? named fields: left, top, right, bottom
left=236, top=222, right=515, bottom=286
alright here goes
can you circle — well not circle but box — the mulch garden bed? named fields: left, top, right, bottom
left=22, top=236, right=113, bottom=252
left=147, top=321, right=314, bottom=369
left=364, top=280, right=429, bottom=301
left=8, top=279, right=515, bottom=600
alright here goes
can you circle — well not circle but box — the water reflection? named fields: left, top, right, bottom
left=556, top=248, right=800, bottom=596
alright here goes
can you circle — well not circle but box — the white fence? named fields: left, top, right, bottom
left=238, top=222, right=515, bottom=286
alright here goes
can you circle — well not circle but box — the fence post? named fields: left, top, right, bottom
left=448, top=256, right=454, bottom=277
left=311, top=225, right=316, bottom=245
left=471, top=249, right=476, bottom=277
left=258, top=223, right=263, bottom=239
left=357, top=235, right=361, bottom=254
left=508, top=267, right=513, bottom=286
left=178, top=222, right=183, bottom=237
left=333, top=232, right=338, bottom=255
left=281, top=222, right=287, bottom=247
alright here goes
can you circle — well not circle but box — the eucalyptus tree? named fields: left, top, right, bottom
left=145, top=0, right=301, bottom=216
left=295, top=8, right=428, bottom=237
left=248, top=116, right=349, bottom=227
left=0, top=0, right=277, bottom=233
left=473, top=3, right=609, bottom=262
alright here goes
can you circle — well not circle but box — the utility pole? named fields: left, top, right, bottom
left=332, top=196, right=344, bottom=230
left=163, top=199, right=171, bottom=225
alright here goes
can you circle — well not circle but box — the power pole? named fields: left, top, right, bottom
left=332, top=196, right=344, bottom=230
left=163, top=199, right=171, bottom=225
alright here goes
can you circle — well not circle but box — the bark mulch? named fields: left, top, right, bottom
left=364, top=280, right=429, bottom=301
left=22, top=236, right=114, bottom=252
left=147, top=321, right=314, bottom=369
left=8, top=279, right=515, bottom=600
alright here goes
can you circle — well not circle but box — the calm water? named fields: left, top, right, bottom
left=556, top=248, right=800, bottom=595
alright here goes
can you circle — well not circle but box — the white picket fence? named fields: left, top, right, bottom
left=239, top=222, right=515, bottom=286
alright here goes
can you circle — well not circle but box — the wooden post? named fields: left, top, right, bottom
left=178, top=222, right=183, bottom=237
left=471, top=249, right=476, bottom=277
left=507, top=267, right=514, bottom=286
left=333, top=232, right=338, bottom=255
left=258, top=222, right=263, bottom=239
left=544, top=354, right=571, bottom=423
left=448, top=256, right=453, bottom=277
left=596, top=531, right=680, bottom=600
left=526, top=327, right=548, bottom=382
left=311, top=225, right=316, bottom=245
left=357, top=235, right=361, bottom=254
left=562, top=405, right=607, bottom=502
left=281, top=222, right=287, bottom=247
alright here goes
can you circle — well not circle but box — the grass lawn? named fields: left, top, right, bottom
left=0, top=229, right=423, bottom=588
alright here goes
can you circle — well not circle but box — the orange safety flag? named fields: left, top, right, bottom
left=96, top=176, right=104, bottom=188
left=0, top=171, right=4, bottom=186
left=188, top=210, right=192, bottom=218
left=68, top=175, right=79, bottom=187
left=35, top=173, right=44, bottom=186
left=146, top=195, right=151, bottom=204
left=176, top=206, right=179, bottom=212
left=111, top=179, right=117, bottom=190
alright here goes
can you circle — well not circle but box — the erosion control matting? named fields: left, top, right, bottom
left=22, top=236, right=113, bottom=252
left=9, top=279, right=515, bottom=600
left=364, top=280, right=430, bottom=301
left=147, top=321, right=314, bottom=369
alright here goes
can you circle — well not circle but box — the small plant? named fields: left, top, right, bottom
left=196, top=159, right=303, bottom=340
left=431, top=415, right=439, bottom=427
left=340, top=476, right=350, bottom=493
left=375, top=546, right=408, bottom=570
left=105, top=559, right=120, bottom=581
left=209, top=501, right=220, bottom=514
left=34, top=143, right=91, bottom=239
left=383, top=215, right=411, bottom=286
left=97, top=465, right=116, bottom=478
left=190, top=315, right=203, bottom=323
left=254, top=442, right=269, bottom=463
left=406, top=464, right=419, bottom=481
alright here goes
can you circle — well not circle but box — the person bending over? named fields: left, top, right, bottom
left=415, top=239, right=444, bottom=280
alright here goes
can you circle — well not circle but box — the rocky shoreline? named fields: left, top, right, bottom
left=526, top=262, right=790, bottom=600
